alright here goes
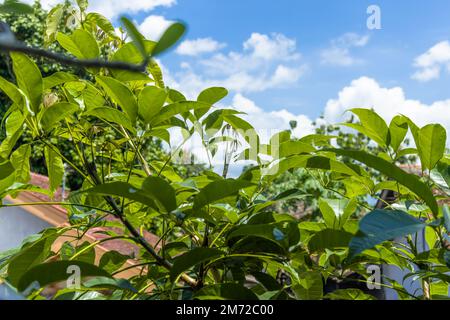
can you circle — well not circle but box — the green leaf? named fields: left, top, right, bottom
left=196, top=87, right=228, bottom=118
left=197, top=87, right=228, bottom=105
left=84, top=107, right=135, bottom=133
left=417, top=124, right=446, bottom=171
left=150, top=101, right=210, bottom=126
left=85, top=13, right=119, bottom=40
left=345, top=108, right=389, bottom=147
left=138, top=86, right=167, bottom=124
left=44, top=4, right=65, bottom=44
left=43, top=72, right=78, bottom=89
left=83, top=276, right=136, bottom=292
left=84, top=182, right=157, bottom=209
left=431, top=161, right=450, bottom=194
left=319, top=198, right=356, bottom=229
left=11, top=144, right=31, bottom=183
left=11, top=52, right=43, bottom=115
left=292, top=271, right=323, bottom=300
left=41, top=102, right=80, bottom=130
left=228, top=222, right=299, bottom=249
left=0, top=0, right=33, bottom=14
left=0, top=75, right=23, bottom=105
left=111, top=41, right=156, bottom=81
left=193, top=179, right=254, bottom=210
left=96, top=76, right=138, bottom=124
left=324, top=289, right=376, bottom=300
left=17, top=261, right=112, bottom=292
left=0, top=110, right=24, bottom=157
left=308, top=229, right=353, bottom=252
left=99, top=251, right=131, bottom=274
left=141, top=176, right=177, bottom=213
left=57, top=29, right=100, bottom=60
left=170, top=248, right=224, bottom=281
left=277, top=141, right=316, bottom=158
left=388, top=115, right=409, bottom=152
left=348, top=210, right=426, bottom=260
left=194, top=283, right=258, bottom=300
left=120, top=17, right=147, bottom=59
left=328, top=149, right=439, bottom=217
left=268, top=155, right=359, bottom=178
left=8, top=232, right=58, bottom=287
left=0, top=159, right=15, bottom=180
left=44, top=146, right=64, bottom=193
left=76, top=0, right=88, bottom=12
left=152, top=22, right=186, bottom=56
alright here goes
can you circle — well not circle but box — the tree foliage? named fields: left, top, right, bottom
left=0, top=0, right=449, bottom=300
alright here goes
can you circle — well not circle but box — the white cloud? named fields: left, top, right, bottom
left=138, top=15, right=174, bottom=41
left=23, top=0, right=176, bottom=19
left=321, top=33, right=369, bottom=67
left=323, top=77, right=450, bottom=137
left=412, top=41, right=450, bottom=82
left=166, top=32, right=305, bottom=95
left=176, top=38, right=226, bottom=56
left=231, top=94, right=315, bottom=140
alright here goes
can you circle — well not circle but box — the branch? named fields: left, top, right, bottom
left=0, top=41, right=148, bottom=72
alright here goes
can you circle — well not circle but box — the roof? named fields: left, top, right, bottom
left=5, top=173, right=160, bottom=278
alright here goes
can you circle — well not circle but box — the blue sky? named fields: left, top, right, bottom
left=128, top=0, right=450, bottom=137
left=30, top=0, right=450, bottom=139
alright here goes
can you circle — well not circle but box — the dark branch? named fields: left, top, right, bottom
left=0, top=41, right=148, bottom=72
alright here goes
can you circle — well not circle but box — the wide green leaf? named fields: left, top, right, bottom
left=10, top=144, right=31, bottom=183
left=44, top=4, right=65, bottom=44
left=7, top=232, right=58, bottom=287
left=84, top=107, right=135, bottom=133
left=319, top=198, right=356, bottom=229
left=120, top=17, right=147, bottom=59
left=328, top=149, right=439, bottom=217
left=17, top=261, right=112, bottom=292
left=0, top=0, right=33, bottom=14
left=41, top=102, right=80, bottom=129
left=141, top=176, right=177, bottom=213
left=57, top=29, right=100, bottom=60
left=348, top=210, right=426, bottom=260
left=308, top=229, right=353, bottom=252
left=0, top=159, right=15, bottom=181
left=11, top=52, right=43, bottom=115
left=85, top=13, right=119, bottom=40
left=44, top=146, right=65, bottom=193
left=344, top=108, right=389, bottom=147
left=193, top=179, right=254, bottom=209
left=150, top=101, right=210, bottom=126
left=267, top=155, right=359, bottom=178
left=43, top=72, right=78, bottom=89
left=138, top=86, right=167, bottom=124
left=84, top=182, right=157, bottom=209
left=170, top=248, right=224, bottom=281
left=0, top=75, right=23, bottom=105
left=194, top=283, right=258, bottom=300
left=152, top=22, right=186, bottom=56
left=292, top=271, right=323, bottom=300
left=96, top=76, right=138, bottom=124
left=388, top=115, right=409, bottom=152
left=417, top=124, right=446, bottom=171
left=196, top=87, right=228, bottom=119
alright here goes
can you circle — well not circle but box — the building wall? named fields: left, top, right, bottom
left=0, top=200, right=52, bottom=300
left=0, top=201, right=52, bottom=252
